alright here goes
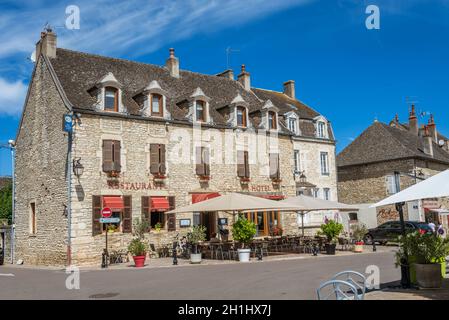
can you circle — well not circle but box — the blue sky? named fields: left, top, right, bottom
left=1, top=0, right=449, bottom=176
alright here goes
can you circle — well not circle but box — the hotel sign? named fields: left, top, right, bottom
left=107, top=180, right=167, bottom=190
left=249, top=185, right=273, bottom=192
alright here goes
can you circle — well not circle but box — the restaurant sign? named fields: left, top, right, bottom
left=107, top=180, right=167, bottom=190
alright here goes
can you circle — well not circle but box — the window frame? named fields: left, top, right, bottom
left=196, top=100, right=206, bottom=122
left=288, top=117, right=298, bottom=134
left=268, top=111, right=277, bottom=130
left=29, top=202, right=36, bottom=235
left=150, top=93, right=164, bottom=117
left=104, top=86, right=119, bottom=112
left=317, top=121, right=326, bottom=138
left=236, top=106, right=247, bottom=127
left=293, top=150, right=300, bottom=173
left=323, top=188, right=330, bottom=201
left=320, top=152, right=329, bottom=176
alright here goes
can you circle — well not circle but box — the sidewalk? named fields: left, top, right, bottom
left=366, top=278, right=449, bottom=300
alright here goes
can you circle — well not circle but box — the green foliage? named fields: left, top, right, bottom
left=187, top=225, right=207, bottom=254
left=319, top=220, right=344, bottom=243
left=132, top=218, right=150, bottom=239
left=0, top=181, right=12, bottom=224
left=154, top=222, right=162, bottom=231
left=350, top=223, right=368, bottom=242
left=232, top=216, right=257, bottom=248
left=396, top=231, right=449, bottom=265
left=127, top=238, right=148, bottom=257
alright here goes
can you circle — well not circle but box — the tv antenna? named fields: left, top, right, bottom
left=226, top=47, right=240, bottom=70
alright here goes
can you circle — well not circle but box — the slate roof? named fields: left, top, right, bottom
left=337, top=121, right=449, bottom=167
left=48, top=48, right=333, bottom=140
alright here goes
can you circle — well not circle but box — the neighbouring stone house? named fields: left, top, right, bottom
left=337, top=106, right=449, bottom=227
left=14, top=30, right=337, bottom=266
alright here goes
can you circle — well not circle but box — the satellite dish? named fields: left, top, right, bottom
left=30, top=50, right=36, bottom=63
left=438, top=139, right=445, bottom=147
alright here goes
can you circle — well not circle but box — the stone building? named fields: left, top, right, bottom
left=337, top=106, right=449, bottom=226
left=14, top=31, right=337, bottom=266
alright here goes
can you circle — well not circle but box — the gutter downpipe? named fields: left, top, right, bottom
left=66, top=118, right=73, bottom=267
left=10, top=143, right=15, bottom=264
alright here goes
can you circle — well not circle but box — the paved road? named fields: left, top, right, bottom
left=0, top=251, right=399, bottom=299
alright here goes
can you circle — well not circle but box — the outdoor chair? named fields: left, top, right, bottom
left=338, top=238, right=350, bottom=251
left=316, top=279, right=361, bottom=300
left=331, top=270, right=367, bottom=300
left=261, top=242, right=269, bottom=257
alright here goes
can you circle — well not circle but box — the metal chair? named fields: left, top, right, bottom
left=316, top=280, right=361, bottom=300
left=331, top=270, right=367, bottom=300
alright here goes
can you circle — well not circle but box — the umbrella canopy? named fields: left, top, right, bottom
left=279, top=195, right=359, bottom=212
left=166, top=192, right=301, bottom=214
left=372, top=169, right=449, bottom=207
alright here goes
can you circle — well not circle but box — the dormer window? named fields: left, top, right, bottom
left=268, top=111, right=277, bottom=130
left=151, top=93, right=163, bottom=117
left=288, top=117, right=298, bottom=134
left=236, top=106, right=247, bottom=127
left=317, top=121, right=326, bottom=138
left=104, top=87, right=118, bottom=112
left=196, top=100, right=206, bottom=122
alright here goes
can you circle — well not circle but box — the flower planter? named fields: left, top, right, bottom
left=132, top=255, right=146, bottom=268
left=325, top=243, right=336, bottom=255
left=190, top=253, right=202, bottom=264
left=415, top=263, right=443, bottom=288
left=237, top=249, right=251, bottom=262
left=353, top=242, right=364, bottom=253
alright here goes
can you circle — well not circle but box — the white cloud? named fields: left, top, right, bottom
left=0, top=78, right=27, bottom=116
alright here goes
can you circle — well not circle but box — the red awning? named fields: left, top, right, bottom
left=258, top=195, right=285, bottom=201
left=103, top=196, right=124, bottom=210
left=151, top=197, right=170, bottom=211
left=192, top=192, right=221, bottom=204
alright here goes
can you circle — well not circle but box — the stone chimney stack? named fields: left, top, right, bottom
left=166, top=48, right=179, bottom=78
left=36, top=29, right=57, bottom=59
left=409, top=104, right=418, bottom=135
left=427, top=114, right=437, bottom=142
left=283, top=80, right=295, bottom=99
left=216, top=69, right=234, bottom=80
left=423, top=125, right=434, bottom=157
left=237, top=65, right=251, bottom=91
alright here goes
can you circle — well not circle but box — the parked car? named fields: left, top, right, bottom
left=363, top=221, right=432, bottom=245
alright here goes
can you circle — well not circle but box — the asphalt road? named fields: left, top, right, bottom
left=0, top=251, right=400, bottom=300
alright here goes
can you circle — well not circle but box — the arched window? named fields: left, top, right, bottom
left=236, top=106, right=247, bottom=127
left=104, top=87, right=118, bottom=112
left=196, top=100, right=206, bottom=122
left=151, top=93, right=163, bottom=116
left=268, top=111, right=277, bottom=130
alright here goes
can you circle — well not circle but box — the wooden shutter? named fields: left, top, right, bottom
left=123, top=196, right=132, bottom=233
left=160, top=144, right=166, bottom=174
left=113, top=140, right=121, bottom=172
left=269, top=153, right=280, bottom=179
left=244, top=151, right=250, bottom=178
left=167, top=196, right=176, bottom=231
left=141, top=196, right=151, bottom=231
left=196, top=146, right=204, bottom=175
left=150, top=144, right=160, bottom=174
left=204, top=148, right=210, bottom=176
left=102, top=140, right=113, bottom=172
left=92, top=195, right=102, bottom=236
left=237, top=151, right=245, bottom=177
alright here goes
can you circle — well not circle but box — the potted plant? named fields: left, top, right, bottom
left=187, top=225, right=207, bottom=264
left=127, top=218, right=150, bottom=267
left=199, top=175, right=211, bottom=183
left=232, top=216, right=257, bottom=262
left=154, top=222, right=162, bottom=232
left=153, top=174, right=166, bottom=184
left=107, top=224, right=117, bottom=234
left=319, top=220, right=344, bottom=255
left=351, top=223, right=368, bottom=253
left=271, top=226, right=283, bottom=236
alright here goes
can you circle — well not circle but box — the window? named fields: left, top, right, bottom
left=268, top=111, right=277, bottom=130
left=150, top=144, right=166, bottom=175
left=324, top=188, right=330, bottom=201
left=269, top=153, right=280, bottom=179
left=320, top=152, right=329, bottom=175
left=348, top=212, right=358, bottom=221
left=196, top=146, right=210, bottom=176
left=288, top=117, right=298, bottom=134
left=313, top=188, right=320, bottom=198
left=151, top=94, right=163, bottom=116
left=102, top=140, right=121, bottom=173
left=293, top=150, right=300, bottom=173
left=104, top=87, right=118, bottom=112
left=92, top=196, right=132, bottom=236
left=237, top=150, right=250, bottom=178
left=196, top=100, right=206, bottom=122
left=29, top=202, right=36, bottom=234
left=141, top=196, right=176, bottom=231
left=386, top=175, right=399, bottom=194
left=193, top=213, right=201, bottom=226
left=236, top=106, right=247, bottom=127
left=317, top=121, right=326, bottom=138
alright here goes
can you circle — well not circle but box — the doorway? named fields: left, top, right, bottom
left=200, top=212, right=217, bottom=240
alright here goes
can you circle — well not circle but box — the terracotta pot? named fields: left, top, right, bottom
left=415, top=263, right=443, bottom=288
left=353, top=244, right=364, bottom=253
left=132, top=255, right=146, bottom=268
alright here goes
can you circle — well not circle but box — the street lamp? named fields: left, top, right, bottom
left=73, top=158, right=84, bottom=178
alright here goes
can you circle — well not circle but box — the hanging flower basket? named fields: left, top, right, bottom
left=107, top=170, right=120, bottom=178
left=153, top=174, right=167, bottom=184
left=240, top=177, right=251, bottom=184
left=199, top=175, right=211, bottom=182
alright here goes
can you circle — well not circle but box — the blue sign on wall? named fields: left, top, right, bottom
left=63, top=114, right=73, bottom=132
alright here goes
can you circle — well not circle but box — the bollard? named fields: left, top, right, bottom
left=101, top=249, right=108, bottom=268
left=172, top=241, right=178, bottom=265
left=312, top=244, right=318, bottom=256
left=372, top=241, right=377, bottom=252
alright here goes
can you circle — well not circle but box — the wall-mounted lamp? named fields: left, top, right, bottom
left=73, top=158, right=84, bottom=178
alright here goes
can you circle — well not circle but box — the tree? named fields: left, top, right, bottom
left=0, top=180, right=12, bottom=224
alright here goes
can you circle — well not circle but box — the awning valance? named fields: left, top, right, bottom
left=192, top=192, right=220, bottom=204
left=103, top=196, right=124, bottom=210
left=151, top=197, right=170, bottom=211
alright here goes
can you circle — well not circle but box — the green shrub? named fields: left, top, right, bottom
left=232, top=216, right=257, bottom=248
left=187, top=225, right=207, bottom=254
left=350, top=223, right=368, bottom=242
left=128, top=238, right=148, bottom=257
left=319, top=220, right=344, bottom=243
left=396, top=231, right=449, bottom=265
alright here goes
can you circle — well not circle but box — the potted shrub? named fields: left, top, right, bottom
left=319, top=220, right=344, bottom=255
left=127, top=218, right=150, bottom=267
left=351, top=223, right=368, bottom=253
left=154, top=222, right=162, bottom=232
left=232, top=216, right=257, bottom=262
left=187, top=225, right=207, bottom=264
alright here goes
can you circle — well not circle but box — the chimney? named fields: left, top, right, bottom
left=408, top=104, right=418, bottom=135
left=35, top=29, right=57, bottom=59
left=166, top=48, right=179, bottom=78
left=427, top=114, right=437, bottom=142
left=283, top=80, right=295, bottom=99
left=216, top=69, right=234, bottom=80
left=237, top=65, right=250, bottom=91
left=423, top=125, right=434, bottom=157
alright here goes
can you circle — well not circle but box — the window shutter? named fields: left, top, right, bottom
left=167, top=196, right=176, bottom=231
left=141, top=196, right=151, bottom=232
left=123, top=196, right=132, bottom=233
left=113, top=140, right=121, bottom=172
left=150, top=144, right=160, bottom=174
left=244, top=151, right=250, bottom=178
left=196, top=146, right=204, bottom=175
left=269, top=153, right=279, bottom=179
left=92, top=196, right=102, bottom=236
left=237, top=151, right=245, bottom=177
left=160, top=144, right=166, bottom=174
left=102, top=140, right=113, bottom=172
left=204, top=148, right=210, bottom=176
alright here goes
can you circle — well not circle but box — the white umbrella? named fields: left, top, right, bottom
left=372, top=169, right=449, bottom=207
left=166, top=192, right=301, bottom=214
